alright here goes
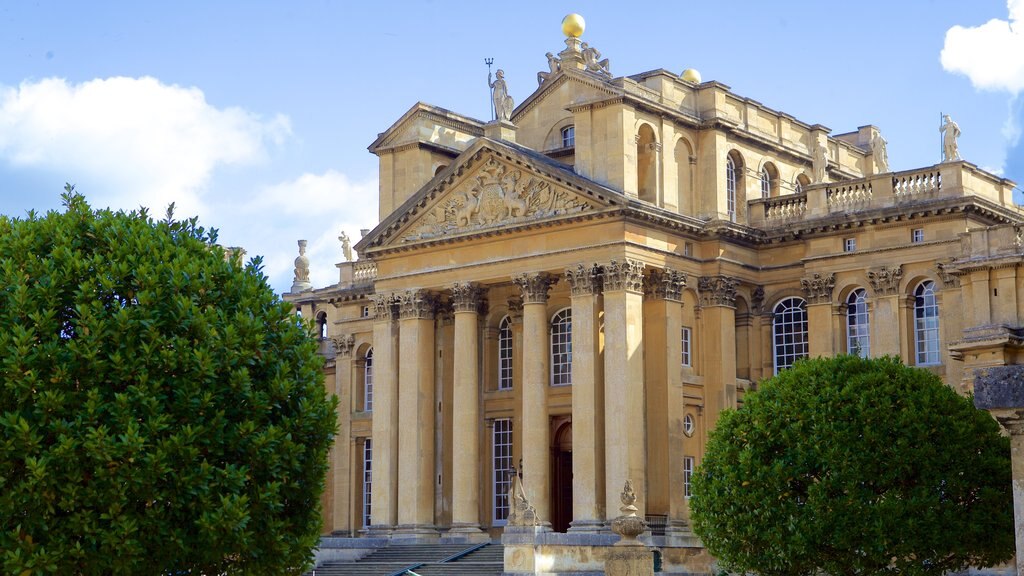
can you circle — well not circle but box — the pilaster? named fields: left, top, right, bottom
left=369, top=294, right=400, bottom=535
left=331, top=334, right=356, bottom=534
left=867, top=265, right=903, bottom=358
left=603, top=259, right=647, bottom=520
left=698, top=276, right=738, bottom=429
left=802, top=273, right=836, bottom=358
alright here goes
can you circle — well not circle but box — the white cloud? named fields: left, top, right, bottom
left=225, top=170, right=380, bottom=293
left=0, top=76, right=290, bottom=216
left=940, top=0, right=1024, bottom=94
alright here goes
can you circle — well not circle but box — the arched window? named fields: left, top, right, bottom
left=316, top=311, right=328, bottom=339
left=760, top=167, right=771, bottom=199
left=726, top=156, right=737, bottom=221
left=561, top=125, right=575, bottom=148
left=637, top=124, right=658, bottom=204
left=914, top=281, right=940, bottom=365
left=794, top=173, right=810, bottom=194
left=498, top=316, right=513, bottom=390
left=364, top=348, right=374, bottom=411
left=772, top=297, right=808, bottom=374
left=550, top=308, right=572, bottom=386
left=846, top=288, right=870, bottom=357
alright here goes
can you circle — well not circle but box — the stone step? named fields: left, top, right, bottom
left=412, top=563, right=504, bottom=576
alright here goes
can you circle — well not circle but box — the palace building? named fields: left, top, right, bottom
left=285, top=16, right=1020, bottom=574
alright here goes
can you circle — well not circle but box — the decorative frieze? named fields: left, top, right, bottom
left=801, top=273, right=836, bottom=304
left=644, top=268, right=687, bottom=301
left=398, top=289, right=438, bottom=320
left=565, top=263, right=603, bottom=296
left=604, top=259, right=645, bottom=293
left=698, top=276, right=738, bottom=307
left=331, top=334, right=355, bottom=357
left=513, top=272, right=556, bottom=304
left=372, top=293, right=398, bottom=321
left=451, top=282, right=485, bottom=313
left=867, top=265, right=903, bottom=296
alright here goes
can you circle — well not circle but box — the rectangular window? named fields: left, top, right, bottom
left=493, top=418, right=514, bottom=524
left=561, top=125, right=575, bottom=148
left=362, top=439, right=372, bottom=528
left=683, top=242, right=693, bottom=257
left=361, top=305, right=370, bottom=318
left=498, top=319, right=513, bottom=390
left=844, top=237, right=856, bottom=252
left=681, top=327, right=692, bottom=367
left=683, top=456, right=695, bottom=498
left=911, top=228, right=924, bottom=243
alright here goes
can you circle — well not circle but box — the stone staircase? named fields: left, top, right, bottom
left=309, top=542, right=504, bottom=576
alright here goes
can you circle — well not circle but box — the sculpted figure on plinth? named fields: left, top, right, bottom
left=489, top=69, right=514, bottom=122
left=812, top=141, right=829, bottom=183
left=941, top=114, right=961, bottom=162
left=581, top=42, right=611, bottom=77
left=537, top=52, right=561, bottom=85
left=506, top=467, right=540, bottom=527
left=872, top=130, right=889, bottom=173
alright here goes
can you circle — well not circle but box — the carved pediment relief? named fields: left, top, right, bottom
left=399, top=155, right=597, bottom=243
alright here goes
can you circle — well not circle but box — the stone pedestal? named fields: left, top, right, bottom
left=974, top=365, right=1024, bottom=576
left=606, top=546, right=654, bottom=576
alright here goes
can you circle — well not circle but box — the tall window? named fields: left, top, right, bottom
left=317, top=311, right=328, bottom=339
left=492, top=418, right=514, bottom=524
left=760, top=167, right=771, bottom=199
left=846, top=289, right=870, bottom=357
left=681, top=326, right=692, bottom=367
left=915, top=281, right=940, bottom=365
left=498, top=316, right=513, bottom=390
left=362, top=439, right=372, bottom=528
left=551, top=308, right=572, bottom=386
left=561, top=125, right=575, bottom=148
left=773, top=297, right=808, bottom=374
left=683, top=456, right=695, bottom=498
left=364, top=348, right=374, bottom=412
left=726, top=156, right=737, bottom=222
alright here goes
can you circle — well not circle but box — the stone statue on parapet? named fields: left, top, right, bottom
left=941, top=114, right=961, bottom=162
left=506, top=466, right=539, bottom=527
left=812, top=141, right=829, bottom=183
left=489, top=69, right=514, bottom=122
left=871, top=130, right=889, bottom=173
left=290, top=239, right=312, bottom=293
left=538, top=52, right=561, bottom=86
left=581, top=42, right=611, bottom=77
left=339, top=231, right=352, bottom=262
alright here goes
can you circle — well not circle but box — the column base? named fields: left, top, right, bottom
left=390, top=524, right=440, bottom=544
left=442, top=524, right=491, bottom=544
left=567, top=518, right=605, bottom=534
left=363, top=524, right=394, bottom=538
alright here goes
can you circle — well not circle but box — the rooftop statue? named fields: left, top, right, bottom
left=581, top=42, right=611, bottom=78
left=941, top=114, right=961, bottom=162
left=537, top=52, right=561, bottom=86
left=489, top=69, right=514, bottom=122
left=339, top=231, right=352, bottom=262
left=872, top=130, right=889, bottom=173
left=812, top=141, right=829, bottom=183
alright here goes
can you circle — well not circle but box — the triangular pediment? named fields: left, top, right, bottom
left=359, top=138, right=624, bottom=252
left=511, top=69, right=621, bottom=125
left=368, top=102, right=484, bottom=154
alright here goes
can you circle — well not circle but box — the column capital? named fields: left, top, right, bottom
left=451, top=282, right=485, bottom=313
left=565, top=263, right=603, bottom=297
left=644, top=267, right=687, bottom=301
left=399, top=289, right=438, bottom=320
left=867, top=264, right=903, bottom=296
left=935, top=261, right=961, bottom=289
left=331, top=334, right=355, bottom=357
left=513, top=272, right=557, bottom=304
left=373, top=293, right=398, bottom=321
left=801, top=272, right=836, bottom=305
left=604, top=259, right=645, bottom=293
left=698, top=275, right=738, bottom=307
left=507, top=297, right=524, bottom=322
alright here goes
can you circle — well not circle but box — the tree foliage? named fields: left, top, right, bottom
left=0, top=188, right=337, bottom=575
left=690, top=355, right=1013, bottom=576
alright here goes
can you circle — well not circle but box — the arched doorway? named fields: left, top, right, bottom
left=551, top=421, right=573, bottom=532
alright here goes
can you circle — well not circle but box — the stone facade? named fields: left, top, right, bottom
left=286, top=23, right=1021, bottom=574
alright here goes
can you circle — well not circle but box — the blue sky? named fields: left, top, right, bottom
left=1, top=1, right=1022, bottom=294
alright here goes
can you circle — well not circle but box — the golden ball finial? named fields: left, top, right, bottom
left=562, top=13, right=585, bottom=38
left=681, top=68, right=702, bottom=84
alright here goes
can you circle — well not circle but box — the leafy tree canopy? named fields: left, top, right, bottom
left=0, top=188, right=337, bottom=575
left=690, top=355, right=1012, bottom=576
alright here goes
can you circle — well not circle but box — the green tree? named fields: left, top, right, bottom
left=0, top=189, right=337, bottom=575
left=690, top=355, right=1013, bottom=576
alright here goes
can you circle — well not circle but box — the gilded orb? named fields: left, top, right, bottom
left=562, top=13, right=585, bottom=38
left=681, top=68, right=702, bottom=83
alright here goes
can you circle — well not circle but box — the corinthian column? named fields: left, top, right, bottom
left=369, top=294, right=399, bottom=536
left=449, top=282, right=488, bottom=541
left=801, top=272, right=836, bottom=357
left=395, top=290, right=438, bottom=540
left=565, top=263, right=604, bottom=532
left=512, top=272, right=556, bottom=529
left=603, top=259, right=647, bottom=519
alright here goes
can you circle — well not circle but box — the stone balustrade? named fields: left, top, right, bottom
left=893, top=168, right=941, bottom=198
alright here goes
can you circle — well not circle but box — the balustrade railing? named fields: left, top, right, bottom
left=893, top=168, right=941, bottom=198
left=827, top=181, right=872, bottom=208
left=764, top=193, right=808, bottom=221
left=352, top=260, right=377, bottom=287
